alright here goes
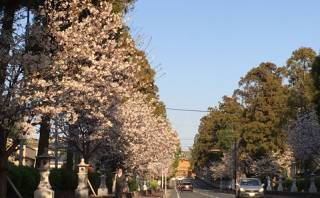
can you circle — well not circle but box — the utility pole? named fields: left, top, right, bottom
left=161, top=166, right=164, bottom=189
left=233, top=138, right=237, bottom=192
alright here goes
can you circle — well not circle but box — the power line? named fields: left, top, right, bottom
left=166, top=107, right=210, bottom=113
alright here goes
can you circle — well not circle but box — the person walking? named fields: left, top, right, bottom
left=114, top=167, right=126, bottom=198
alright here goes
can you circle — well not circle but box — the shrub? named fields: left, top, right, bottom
left=88, top=171, right=100, bottom=192
left=296, top=178, right=308, bottom=192
left=282, top=178, right=292, bottom=191
left=7, top=163, right=40, bottom=198
left=106, top=173, right=114, bottom=193
left=7, top=163, right=116, bottom=197
left=149, top=180, right=158, bottom=191
left=49, top=168, right=77, bottom=191
left=128, top=178, right=139, bottom=192
left=316, top=176, right=320, bottom=189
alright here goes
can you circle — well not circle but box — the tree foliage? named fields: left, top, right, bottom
left=0, top=1, right=179, bottom=192
left=286, top=47, right=317, bottom=116
left=191, top=108, right=220, bottom=168
left=312, top=56, right=320, bottom=118
left=235, top=62, right=289, bottom=155
left=192, top=49, right=320, bottom=177
left=287, top=110, right=320, bottom=169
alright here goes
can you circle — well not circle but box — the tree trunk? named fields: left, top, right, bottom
left=0, top=157, right=8, bottom=198
left=0, top=129, right=8, bottom=198
left=36, top=115, right=50, bottom=168
left=66, top=141, right=74, bottom=171
left=74, top=152, right=81, bottom=168
left=0, top=3, right=17, bottom=93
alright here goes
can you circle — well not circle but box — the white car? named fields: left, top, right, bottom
left=236, top=178, right=265, bottom=198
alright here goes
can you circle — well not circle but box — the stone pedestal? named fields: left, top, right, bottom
left=266, top=176, right=272, bottom=191
left=97, top=174, right=108, bottom=196
left=290, top=177, right=298, bottom=192
left=277, top=176, right=283, bottom=191
left=309, top=174, right=318, bottom=193
left=34, top=148, right=54, bottom=198
left=143, top=180, right=148, bottom=195
left=75, top=159, right=89, bottom=198
left=231, top=179, right=235, bottom=190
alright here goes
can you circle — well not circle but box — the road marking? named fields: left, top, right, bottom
left=193, top=189, right=220, bottom=198
left=175, top=187, right=181, bottom=198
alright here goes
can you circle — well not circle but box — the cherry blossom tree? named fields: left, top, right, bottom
left=0, top=7, right=40, bottom=196
left=21, top=0, right=142, bottom=164
left=1, top=1, right=179, bottom=196
left=287, top=109, right=320, bottom=168
left=111, top=93, right=179, bottom=177
left=240, top=149, right=294, bottom=178
left=24, top=0, right=138, bottom=117
left=23, top=0, right=179, bottom=173
left=209, top=152, right=233, bottom=179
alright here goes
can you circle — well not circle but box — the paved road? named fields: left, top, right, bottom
left=166, top=178, right=294, bottom=198
left=166, top=178, right=234, bottom=198
left=177, top=189, right=234, bottom=198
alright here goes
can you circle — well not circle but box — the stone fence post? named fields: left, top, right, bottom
left=309, top=173, right=318, bottom=193
left=290, top=177, right=298, bottom=192
left=97, top=166, right=108, bottom=196
left=277, top=176, right=283, bottom=192
left=266, top=176, right=272, bottom=191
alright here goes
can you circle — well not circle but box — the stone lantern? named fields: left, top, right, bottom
left=143, top=180, right=148, bottom=195
left=75, top=158, right=89, bottom=198
left=34, top=148, right=54, bottom=198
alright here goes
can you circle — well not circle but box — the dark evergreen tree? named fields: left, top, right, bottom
left=235, top=62, right=289, bottom=156
left=286, top=47, right=317, bottom=116
left=312, top=56, right=320, bottom=118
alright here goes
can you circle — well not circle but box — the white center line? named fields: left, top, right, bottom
left=175, top=187, right=181, bottom=198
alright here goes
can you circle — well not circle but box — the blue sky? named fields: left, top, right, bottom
left=129, top=0, right=320, bottom=150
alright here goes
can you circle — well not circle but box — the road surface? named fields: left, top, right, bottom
left=167, top=178, right=234, bottom=198
left=166, top=178, right=294, bottom=198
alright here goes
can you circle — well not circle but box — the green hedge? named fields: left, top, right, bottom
left=49, top=168, right=78, bottom=191
left=274, top=176, right=320, bottom=192
left=7, top=164, right=40, bottom=198
left=149, top=179, right=158, bottom=191
left=106, top=173, right=114, bottom=193
left=128, top=178, right=139, bottom=192
left=7, top=164, right=134, bottom=196
left=88, top=171, right=100, bottom=192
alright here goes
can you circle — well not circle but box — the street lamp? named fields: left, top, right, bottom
left=291, top=160, right=296, bottom=178
left=290, top=160, right=298, bottom=192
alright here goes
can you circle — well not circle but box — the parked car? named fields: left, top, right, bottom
left=179, top=181, right=193, bottom=192
left=236, top=178, right=264, bottom=198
